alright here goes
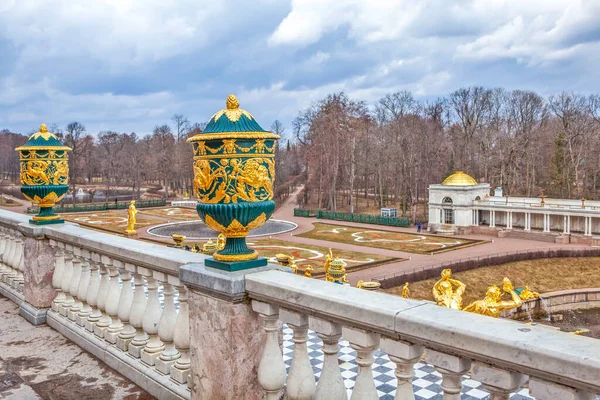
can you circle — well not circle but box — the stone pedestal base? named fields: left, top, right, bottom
left=155, top=358, right=177, bottom=375
left=170, top=365, right=190, bottom=384
left=19, top=302, right=47, bottom=325
left=93, top=325, right=108, bottom=338
left=67, top=309, right=80, bottom=321
left=58, top=305, right=70, bottom=317
left=128, top=343, right=146, bottom=358
left=141, top=350, right=161, bottom=366
left=105, top=331, right=121, bottom=344
left=116, top=337, right=133, bottom=352
left=84, top=319, right=97, bottom=332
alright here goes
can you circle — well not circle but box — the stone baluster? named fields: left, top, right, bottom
left=93, top=255, right=113, bottom=338
left=252, top=300, right=286, bottom=400
left=67, top=247, right=84, bottom=320
left=156, top=275, right=181, bottom=375
left=116, top=263, right=137, bottom=351
left=59, top=245, right=74, bottom=316
left=105, top=259, right=124, bottom=343
left=49, top=240, right=65, bottom=312
left=128, top=267, right=150, bottom=358
left=13, top=235, right=25, bottom=290
left=76, top=250, right=93, bottom=326
left=343, top=327, right=380, bottom=400
left=529, top=378, right=595, bottom=400
left=84, top=253, right=101, bottom=332
left=309, top=316, right=345, bottom=400
left=2, top=232, right=16, bottom=282
left=5, top=233, right=21, bottom=287
left=0, top=230, right=8, bottom=278
left=425, top=349, right=471, bottom=400
left=170, top=284, right=190, bottom=384
left=140, top=271, right=165, bottom=366
left=280, top=309, right=315, bottom=400
left=380, top=337, right=424, bottom=400
left=471, top=362, right=525, bottom=400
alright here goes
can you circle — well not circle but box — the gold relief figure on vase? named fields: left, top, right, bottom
left=125, top=201, right=138, bottom=235
left=217, top=233, right=226, bottom=250
left=463, top=277, right=523, bottom=317
left=432, top=269, right=466, bottom=310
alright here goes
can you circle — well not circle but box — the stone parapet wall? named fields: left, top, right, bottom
left=504, top=288, right=600, bottom=319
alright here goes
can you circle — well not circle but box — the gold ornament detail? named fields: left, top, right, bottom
left=22, top=191, right=64, bottom=207
left=402, top=282, right=410, bottom=299
left=193, top=157, right=274, bottom=204
left=204, top=213, right=267, bottom=238
left=210, top=94, right=255, bottom=123
left=31, top=124, right=59, bottom=141
left=432, top=268, right=466, bottom=310
left=213, top=251, right=258, bottom=262
left=463, top=277, right=523, bottom=318
left=19, top=160, right=69, bottom=186
left=519, top=286, right=539, bottom=300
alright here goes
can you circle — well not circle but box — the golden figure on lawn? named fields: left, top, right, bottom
left=402, top=282, right=410, bottom=299
left=463, top=277, right=523, bottom=317
left=125, top=200, right=138, bottom=235
left=324, top=248, right=334, bottom=282
left=432, top=268, right=466, bottom=310
left=304, top=265, right=313, bottom=278
left=519, top=286, right=540, bottom=300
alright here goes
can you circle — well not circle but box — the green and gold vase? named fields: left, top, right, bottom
left=187, top=95, right=279, bottom=271
left=15, top=124, right=72, bottom=225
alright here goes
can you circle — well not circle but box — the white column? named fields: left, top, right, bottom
left=543, top=214, right=550, bottom=232
left=93, top=257, right=112, bottom=338
left=84, top=253, right=101, bottom=332
left=563, top=215, right=568, bottom=234
left=343, top=327, right=380, bottom=400
left=140, top=271, right=165, bottom=366
left=59, top=245, right=74, bottom=316
left=129, top=268, right=150, bottom=358
left=490, top=210, right=496, bottom=227
left=508, top=211, right=513, bottom=229
left=529, top=379, right=595, bottom=400
left=280, top=309, right=315, bottom=400
left=426, top=349, right=471, bottom=400
left=155, top=278, right=181, bottom=374
left=471, top=362, right=525, bottom=400
left=67, top=247, right=83, bottom=320
left=116, top=263, right=137, bottom=352
left=380, top=338, right=423, bottom=400
left=75, top=250, right=92, bottom=326
left=586, top=217, right=593, bottom=236
left=309, top=317, right=345, bottom=400
left=170, top=285, right=190, bottom=384
left=50, top=240, right=65, bottom=312
left=252, top=300, right=286, bottom=400
left=105, top=259, right=125, bottom=343
left=567, top=215, right=571, bottom=234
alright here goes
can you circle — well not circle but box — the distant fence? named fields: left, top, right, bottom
left=26, top=199, right=167, bottom=214
left=372, top=247, right=600, bottom=289
left=293, top=208, right=410, bottom=227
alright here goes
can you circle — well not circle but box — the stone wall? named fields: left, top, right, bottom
left=503, top=288, right=600, bottom=319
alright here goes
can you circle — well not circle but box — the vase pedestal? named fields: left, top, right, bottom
left=205, top=257, right=268, bottom=272
left=30, top=218, right=64, bottom=225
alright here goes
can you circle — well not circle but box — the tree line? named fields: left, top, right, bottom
left=293, top=88, right=600, bottom=218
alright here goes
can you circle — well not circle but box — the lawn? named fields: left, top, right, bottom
left=62, top=212, right=164, bottom=234
left=386, top=257, right=600, bottom=305
left=298, top=222, right=484, bottom=255
left=177, top=237, right=402, bottom=277
left=139, top=207, right=200, bottom=221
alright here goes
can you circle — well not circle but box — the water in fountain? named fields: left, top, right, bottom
left=538, top=296, right=552, bottom=322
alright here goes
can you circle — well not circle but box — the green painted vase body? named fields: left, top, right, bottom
left=16, top=124, right=71, bottom=225
left=188, top=95, right=279, bottom=270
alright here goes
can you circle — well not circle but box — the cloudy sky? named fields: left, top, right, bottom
left=1, top=0, right=599, bottom=136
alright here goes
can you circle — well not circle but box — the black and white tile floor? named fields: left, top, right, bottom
left=282, top=325, right=534, bottom=400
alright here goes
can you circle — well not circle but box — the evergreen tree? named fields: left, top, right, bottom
left=551, top=131, right=568, bottom=197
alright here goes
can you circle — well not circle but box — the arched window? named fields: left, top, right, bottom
left=442, top=197, right=453, bottom=205
left=475, top=196, right=481, bottom=201
left=442, top=197, right=454, bottom=224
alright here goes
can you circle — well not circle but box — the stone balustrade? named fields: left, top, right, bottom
left=246, top=271, right=600, bottom=400
left=2, top=207, right=600, bottom=400
left=0, top=209, right=198, bottom=400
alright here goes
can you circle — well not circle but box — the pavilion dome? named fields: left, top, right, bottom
left=442, top=171, right=478, bottom=186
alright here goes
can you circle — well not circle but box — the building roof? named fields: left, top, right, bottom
left=442, top=171, right=478, bottom=186
left=187, top=94, right=280, bottom=141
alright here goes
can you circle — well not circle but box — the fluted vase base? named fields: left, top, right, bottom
left=205, top=257, right=267, bottom=272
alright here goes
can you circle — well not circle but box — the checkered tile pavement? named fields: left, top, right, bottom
left=282, top=325, right=534, bottom=400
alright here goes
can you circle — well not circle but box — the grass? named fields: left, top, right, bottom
left=386, top=257, right=600, bottom=305
left=298, top=222, right=483, bottom=255
left=62, top=212, right=163, bottom=234
left=138, top=207, right=200, bottom=221
left=171, top=237, right=402, bottom=277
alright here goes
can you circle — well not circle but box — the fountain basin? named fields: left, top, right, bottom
left=147, top=219, right=297, bottom=240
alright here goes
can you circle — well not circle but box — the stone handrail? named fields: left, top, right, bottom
left=0, top=209, right=202, bottom=399
left=246, top=270, right=600, bottom=399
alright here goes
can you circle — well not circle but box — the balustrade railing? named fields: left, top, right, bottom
left=2, top=207, right=600, bottom=400
left=247, top=270, right=600, bottom=400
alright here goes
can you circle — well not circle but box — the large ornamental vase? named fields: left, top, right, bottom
left=188, top=95, right=279, bottom=271
left=15, top=124, right=72, bottom=225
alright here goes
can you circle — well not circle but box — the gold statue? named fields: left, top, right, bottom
left=432, top=269, right=466, bottom=310
left=217, top=233, right=226, bottom=251
left=289, top=259, right=298, bottom=274
left=356, top=280, right=364, bottom=288
left=519, top=286, right=539, bottom=300
left=569, top=329, right=590, bottom=335
left=275, top=253, right=293, bottom=266
left=324, top=248, right=333, bottom=282
left=125, top=200, right=138, bottom=235
left=304, top=265, right=313, bottom=278
left=463, top=278, right=523, bottom=317
left=184, top=191, right=190, bottom=199
left=402, top=282, right=410, bottom=299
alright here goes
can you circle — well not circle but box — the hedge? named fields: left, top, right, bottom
left=293, top=208, right=409, bottom=227
left=26, top=199, right=167, bottom=214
